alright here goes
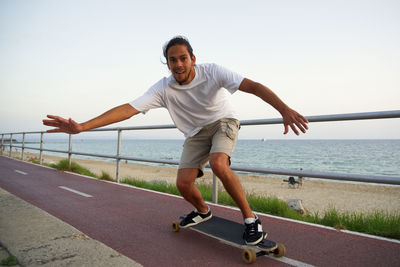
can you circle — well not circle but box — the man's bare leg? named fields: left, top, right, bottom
left=210, top=153, right=263, bottom=244
left=176, top=168, right=208, bottom=213
left=209, top=152, right=254, bottom=219
left=176, top=155, right=254, bottom=219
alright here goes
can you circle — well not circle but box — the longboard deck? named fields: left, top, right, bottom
left=172, top=215, right=286, bottom=264
left=191, top=216, right=275, bottom=248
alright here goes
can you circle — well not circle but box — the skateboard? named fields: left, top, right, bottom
left=172, top=215, right=286, bottom=264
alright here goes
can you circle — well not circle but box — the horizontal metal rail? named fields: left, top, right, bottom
left=1, top=110, right=400, bottom=203
left=9, top=145, right=400, bottom=185
left=230, top=165, right=400, bottom=185
left=241, top=110, right=400, bottom=126
left=87, top=109, right=400, bottom=131
left=2, top=110, right=400, bottom=135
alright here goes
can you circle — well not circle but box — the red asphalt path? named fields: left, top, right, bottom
left=1, top=156, right=399, bottom=266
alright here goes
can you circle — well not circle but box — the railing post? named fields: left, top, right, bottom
left=1, top=134, right=4, bottom=155
left=212, top=173, right=218, bottom=204
left=68, top=134, right=72, bottom=167
left=116, top=129, right=122, bottom=183
left=21, top=133, right=26, bottom=161
left=9, top=134, right=13, bottom=157
left=39, top=132, right=44, bottom=165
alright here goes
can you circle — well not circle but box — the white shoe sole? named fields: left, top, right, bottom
left=180, top=214, right=212, bottom=228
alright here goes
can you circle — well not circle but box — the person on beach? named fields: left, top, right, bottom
left=43, top=36, right=309, bottom=245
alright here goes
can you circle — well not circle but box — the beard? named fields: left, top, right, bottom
left=174, top=67, right=193, bottom=85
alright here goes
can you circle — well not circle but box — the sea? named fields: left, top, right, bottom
left=14, top=139, right=400, bottom=178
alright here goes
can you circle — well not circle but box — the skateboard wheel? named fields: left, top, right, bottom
left=273, top=243, right=286, bottom=257
left=242, top=249, right=256, bottom=264
left=171, top=221, right=180, bottom=232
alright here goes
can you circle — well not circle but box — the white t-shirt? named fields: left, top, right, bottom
left=129, top=63, right=244, bottom=137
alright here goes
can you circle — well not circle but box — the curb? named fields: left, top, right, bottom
left=0, top=188, right=142, bottom=267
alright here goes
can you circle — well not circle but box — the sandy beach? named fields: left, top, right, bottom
left=12, top=152, right=400, bottom=215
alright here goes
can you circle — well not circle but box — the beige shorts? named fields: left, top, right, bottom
left=179, top=118, right=240, bottom=177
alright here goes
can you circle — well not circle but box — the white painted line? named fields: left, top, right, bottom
left=267, top=255, right=316, bottom=267
left=15, top=170, right=28, bottom=175
left=58, top=186, right=93, bottom=198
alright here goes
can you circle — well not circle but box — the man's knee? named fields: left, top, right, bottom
left=176, top=180, right=190, bottom=194
left=209, top=153, right=231, bottom=178
left=176, top=168, right=198, bottom=192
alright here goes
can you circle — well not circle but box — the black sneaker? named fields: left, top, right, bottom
left=243, top=216, right=264, bottom=245
left=179, top=209, right=212, bottom=228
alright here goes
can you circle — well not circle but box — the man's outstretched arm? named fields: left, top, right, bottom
left=238, top=78, right=309, bottom=135
left=43, top=103, right=140, bottom=134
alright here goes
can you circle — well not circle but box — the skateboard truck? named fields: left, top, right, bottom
left=241, top=240, right=286, bottom=264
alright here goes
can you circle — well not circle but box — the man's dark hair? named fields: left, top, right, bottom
left=163, top=36, right=194, bottom=61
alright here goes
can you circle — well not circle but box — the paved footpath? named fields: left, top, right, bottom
left=1, top=155, right=400, bottom=266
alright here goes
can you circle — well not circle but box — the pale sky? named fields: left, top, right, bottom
left=1, top=0, right=399, bottom=139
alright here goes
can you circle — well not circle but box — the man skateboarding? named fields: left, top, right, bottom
left=43, top=36, right=309, bottom=245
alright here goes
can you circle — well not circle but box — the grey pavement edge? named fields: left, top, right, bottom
left=0, top=188, right=142, bottom=267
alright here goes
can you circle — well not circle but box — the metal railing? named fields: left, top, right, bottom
left=1, top=110, right=400, bottom=203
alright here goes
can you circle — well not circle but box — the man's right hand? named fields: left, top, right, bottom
left=42, top=104, right=139, bottom=134
left=42, top=115, right=83, bottom=134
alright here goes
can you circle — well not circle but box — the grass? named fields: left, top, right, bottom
left=48, top=159, right=115, bottom=182
left=308, top=209, right=400, bottom=239
left=123, top=178, right=400, bottom=240
left=1, top=256, right=18, bottom=266
left=99, top=171, right=114, bottom=182
left=50, top=159, right=400, bottom=240
left=49, top=159, right=98, bottom=178
left=123, top=178, right=181, bottom=195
